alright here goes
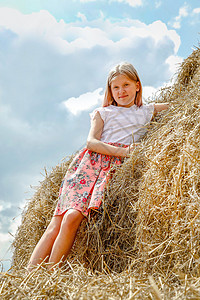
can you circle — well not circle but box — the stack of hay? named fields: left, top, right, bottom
left=0, top=46, right=199, bottom=299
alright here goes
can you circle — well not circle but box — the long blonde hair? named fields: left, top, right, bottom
left=103, top=62, right=143, bottom=107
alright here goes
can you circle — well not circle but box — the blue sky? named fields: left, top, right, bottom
left=0, top=0, right=199, bottom=270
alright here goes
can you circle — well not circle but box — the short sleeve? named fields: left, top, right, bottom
left=89, top=107, right=105, bottom=122
left=143, top=103, right=155, bottom=124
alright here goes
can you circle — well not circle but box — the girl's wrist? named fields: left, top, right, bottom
left=122, top=146, right=130, bottom=158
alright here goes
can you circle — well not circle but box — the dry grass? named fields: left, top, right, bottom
left=0, top=46, right=200, bottom=299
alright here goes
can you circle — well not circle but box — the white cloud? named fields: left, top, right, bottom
left=80, top=0, right=96, bottom=2
left=125, top=0, right=143, bottom=7
left=0, top=214, right=22, bottom=271
left=179, top=6, right=189, bottom=17
left=9, top=215, right=22, bottom=237
left=193, top=7, right=200, bottom=14
left=147, top=21, right=180, bottom=53
left=0, top=233, right=11, bottom=264
left=166, top=55, right=183, bottom=75
left=0, top=7, right=180, bottom=56
left=110, top=0, right=143, bottom=7
left=77, top=12, right=87, bottom=22
left=0, top=8, right=58, bottom=38
left=63, top=88, right=104, bottom=115
left=170, top=4, right=189, bottom=29
left=155, top=1, right=162, bottom=9
left=0, top=233, right=11, bottom=243
left=143, top=86, right=158, bottom=101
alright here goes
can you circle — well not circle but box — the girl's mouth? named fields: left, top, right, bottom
left=119, top=95, right=128, bottom=98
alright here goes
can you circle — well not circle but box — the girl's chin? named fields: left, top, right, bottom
left=117, top=101, right=134, bottom=107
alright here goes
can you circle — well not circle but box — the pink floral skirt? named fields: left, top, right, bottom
left=54, top=142, right=128, bottom=217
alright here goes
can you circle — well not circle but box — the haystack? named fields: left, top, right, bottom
left=0, top=46, right=200, bottom=299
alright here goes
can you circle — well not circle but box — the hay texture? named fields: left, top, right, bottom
left=0, top=46, right=200, bottom=299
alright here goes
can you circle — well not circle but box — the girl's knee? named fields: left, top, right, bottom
left=61, top=209, right=84, bottom=231
left=45, top=217, right=62, bottom=238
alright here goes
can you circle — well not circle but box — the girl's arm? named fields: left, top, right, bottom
left=86, top=111, right=129, bottom=157
left=153, top=103, right=170, bottom=116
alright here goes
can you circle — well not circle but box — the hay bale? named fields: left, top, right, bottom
left=132, top=52, right=200, bottom=278
left=1, top=46, right=199, bottom=299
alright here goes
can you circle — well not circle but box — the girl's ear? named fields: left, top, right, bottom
left=136, top=81, right=140, bottom=92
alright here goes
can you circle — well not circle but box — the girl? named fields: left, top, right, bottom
left=27, top=62, right=169, bottom=271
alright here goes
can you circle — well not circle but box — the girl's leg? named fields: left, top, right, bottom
left=48, top=209, right=84, bottom=269
left=27, top=215, right=63, bottom=271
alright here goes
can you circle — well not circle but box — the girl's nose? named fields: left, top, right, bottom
left=119, top=87, right=125, bottom=94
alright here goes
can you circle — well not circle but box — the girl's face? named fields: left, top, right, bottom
left=110, top=74, right=140, bottom=107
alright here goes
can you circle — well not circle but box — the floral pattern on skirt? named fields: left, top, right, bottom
left=54, top=142, right=128, bottom=217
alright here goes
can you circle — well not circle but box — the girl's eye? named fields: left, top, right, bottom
left=124, top=83, right=129, bottom=86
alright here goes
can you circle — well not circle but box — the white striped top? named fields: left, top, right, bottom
left=90, top=103, right=155, bottom=145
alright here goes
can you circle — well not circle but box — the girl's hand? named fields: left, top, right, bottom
left=153, top=103, right=169, bottom=116
left=125, top=143, right=140, bottom=157
left=129, top=143, right=135, bottom=152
